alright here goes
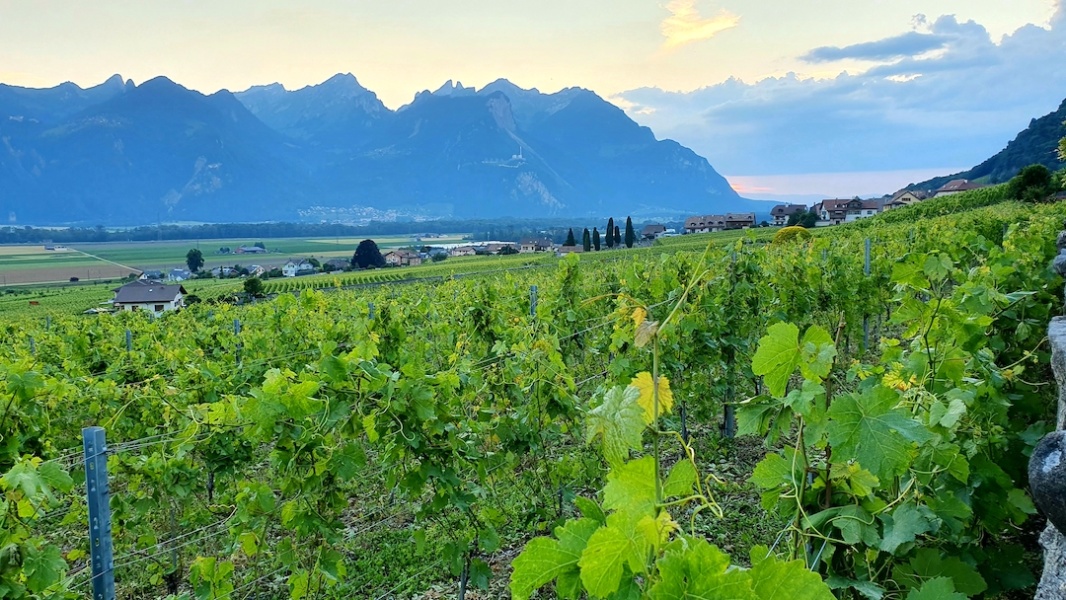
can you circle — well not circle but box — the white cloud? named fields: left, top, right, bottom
left=660, top=0, right=740, bottom=50
left=619, top=8, right=1066, bottom=179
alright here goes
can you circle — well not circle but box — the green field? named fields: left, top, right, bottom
left=0, top=228, right=802, bottom=315
left=0, top=234, right=470, bottom=285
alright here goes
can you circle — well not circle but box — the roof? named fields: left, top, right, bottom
left=820, top=199, right=852, bottom=211
left=685, top=215, right=726, bottom=227
left=520, top=238, right=552, bottom=246
left=725, top=212, right=755, bottom=221
left=641, top=224, right=667, bottom=235
left=113, top=280, right=186, bottom=304
left=891, top=189, right=927, bottom=201
left=936, top=179, right=982, bottom=193
left=860, top=200, right=881, bottom=210
left=771, top=204, right=807, bottom=216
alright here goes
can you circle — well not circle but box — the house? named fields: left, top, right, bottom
left=770, top=204, right=808, bottom=226
left=684, top=215, right=727, bottom=234
left=641, top=224, right=667, bottom=240
left=934, top=179, right=983, bottom=197
left=323, top=259, right=350, bottom=272
left=484, top=242, right=517, bottom=254
left=139, top=270, right=165, bottom=281
left=246, top=265, right=265, bottom=277
left=450, top=245, right=477, bottom=257
left=283, top=260, right=317, bottom=277
left=111, top=280, right=186, bottom=316
left=384, top=250, right=422, bottom=267
left=815, top=199, right=851, bottom=226
left=210, top=266, right=238, bottom=278
left=844, top=198, right=881, bottom=222
left=520, top=238, right=553, bottom=253
left=235, top=245, right=267, bottom=254
left=168, top=268, right=191, bottom=282
left=725, top=213, right=756, bottom=229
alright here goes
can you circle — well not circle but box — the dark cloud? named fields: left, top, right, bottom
left=617, top=9, right=1066, bottom=177
left=802, top=31, right=950, bottom=63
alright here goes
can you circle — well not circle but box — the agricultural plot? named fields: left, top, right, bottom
left=0, top=246, right=139, bottom=284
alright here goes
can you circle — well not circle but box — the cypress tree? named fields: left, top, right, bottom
left=624, top=216, right=635, bottom=248
left=582, top=228, right=591, bottom=252
left=565, top=228, right=576, bottom=246
left=592, top=228, right=601, bottom=251
left=606, top=218, right=616, bottom=248
left=614, top=226, right=621, bottom=247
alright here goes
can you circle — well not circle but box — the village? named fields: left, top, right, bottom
left=687, top=179, right=982, bottom=233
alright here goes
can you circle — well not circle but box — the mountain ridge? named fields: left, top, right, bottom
left=907, top=96, right=1066, bottom=192
left=0, top=73, right=751, bottom=225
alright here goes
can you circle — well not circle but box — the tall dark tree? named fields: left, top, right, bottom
left=614, top=226, right=621, bottom=247
left=565, top=228, right=577, bottom=246
left=185, top=248, right=204, bottom=272
left=606, top=218, right=616, bottom=248
left=582, top=228, right=592, bottom=252
left=592, top=227, right=601, bottom=251
left=352, top=239, right=386, bottom=269
left=624, top=216, right=635, bottom=248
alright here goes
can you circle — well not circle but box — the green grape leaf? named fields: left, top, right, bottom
left=827, top=386, right=930, bottom=481
left=331, top=442, right=366, bottom=481
left=929, top=397, right=967, bottom=429
left=1, top=460, right=42, bottom=497
left=663, top=460, right=697, bottom=499
left=752, top=322, right=801, bottom=398
left=239, top=531, right=258, bottom=556
left=826, top=576, right=885, bottom=600
left=879, top=502, right=932, bottom=554
left=603, top=456, right=658, bottom=519
left=575, top=496, right=607, bottom=525
left=782, top=381, right=825, bottom=421
left=892, top=549, right=987, bottom=596
left=510, top=518, right=599, bottom=600
left=321, top=354, right=348, bottom=384
left=922, top=253, right=953, bottom=282
left=586, top=385, right=645, bottom=467
left=648, top=537, right=755, bottom=600
left=749, top=546, right=835, bottom=599
left=834, top=505, right=878, bottom=547
left=578, top=514, right=649, bottom=598
left=906, top=577, right=966, bottom=600
left=799, top=325, right=836, bottom=382
left=22, top=543, right=65, bottom=593
left=37, top=462, right=73, bottom=493
left=749, top=453, right=799, bottom=511
left=289, top=570, right=309, bottom=600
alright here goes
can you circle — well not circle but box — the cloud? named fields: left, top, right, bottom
left=619, top=10, right=1066, bottom=181
left=660, top=0, right=740, bottom=50
left=802, top=31, right=950, bottom=62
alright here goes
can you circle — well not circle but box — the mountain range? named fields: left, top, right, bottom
left=0, top=74, right=752, bottom=225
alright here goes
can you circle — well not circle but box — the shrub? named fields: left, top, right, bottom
left=773, top=226, right=813, bottom=244
left=1006, top=164, right=1053, bottom=203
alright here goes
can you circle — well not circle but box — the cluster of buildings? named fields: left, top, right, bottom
left=683, top=213, right=758, bottom=234
left=685, top=179, right=984, bottom=234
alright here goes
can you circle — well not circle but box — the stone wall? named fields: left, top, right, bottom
left=1035, top=318, right=1066, bottom=599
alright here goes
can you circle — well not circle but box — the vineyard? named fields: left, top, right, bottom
left=1, top=191, right=1065, bottom=599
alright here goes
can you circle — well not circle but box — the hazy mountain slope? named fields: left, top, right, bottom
left=0, top=74, right=749, bottom=224
left=908, top=97, right=1066, bottom=192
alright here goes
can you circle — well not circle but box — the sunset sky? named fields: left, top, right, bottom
left=2, top=0, right=1063, bottom=198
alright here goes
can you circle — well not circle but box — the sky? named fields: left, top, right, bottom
left=1, top=0, right=1063, bottom=199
